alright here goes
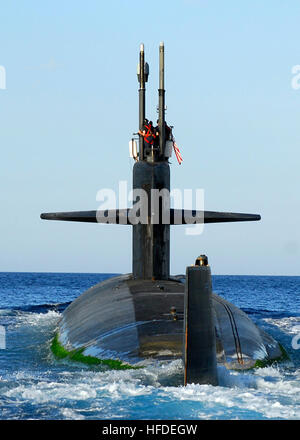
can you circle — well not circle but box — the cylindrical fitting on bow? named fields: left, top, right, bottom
left=195, top=255, right=208, bottom=266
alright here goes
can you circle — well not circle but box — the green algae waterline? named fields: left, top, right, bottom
left=50, top=333, right=142, bottom=370
left=252, top=343, right=290, bottom=369
left=51, top=332, right=289, bottom=373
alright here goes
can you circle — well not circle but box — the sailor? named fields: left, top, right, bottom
left=138, top=118, right=148, bottom=137
left=138, top=118, right=149, bottom=140
left=139, top=119, right=156, bottom=156
left=155, top=120, right=171, bottom=141
left=154, top=120, right=172, bottom=157
left=154, top=120, right=160, bottom=149
left=165, top=121, right=171, bottom=140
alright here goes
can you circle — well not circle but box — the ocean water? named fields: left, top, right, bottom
left=0, top=272, right=299, bottom=420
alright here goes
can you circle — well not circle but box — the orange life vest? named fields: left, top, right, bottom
left=143, top=123, right=156, bottom=145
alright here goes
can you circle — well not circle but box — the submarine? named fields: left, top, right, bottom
left=41, top=43, right=286, bottom=385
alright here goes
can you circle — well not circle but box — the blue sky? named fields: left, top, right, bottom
left=0, top=0, right=299, bottom=275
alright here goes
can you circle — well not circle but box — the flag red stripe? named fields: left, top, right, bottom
left=173, top=141, right=183, bottom=164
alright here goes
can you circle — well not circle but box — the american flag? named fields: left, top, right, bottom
left=173, top=140, right=183, bottom=165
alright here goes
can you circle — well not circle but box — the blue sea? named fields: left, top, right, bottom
left=0, top=272, right=299, bottom=420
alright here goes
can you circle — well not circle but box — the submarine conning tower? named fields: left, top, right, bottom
left=133, top=42, right=170, bottom=280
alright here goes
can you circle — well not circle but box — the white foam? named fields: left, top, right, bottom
left=263, top=316, right=300, bottom=335
left=5, top=381, right=97, bottom=403
left=161, top=363, right=300, bottom=419
left=3, top=358, right=300, bottom=419
left=60, top=408, right=85, bottom=420
left=14, top=310, right=61, bottom=329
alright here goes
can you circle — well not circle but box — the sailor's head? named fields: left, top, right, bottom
left=144, top=118, right=148, bottom=125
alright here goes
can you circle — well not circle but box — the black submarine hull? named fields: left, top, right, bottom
left=56, top=274, right=284, bottom=370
